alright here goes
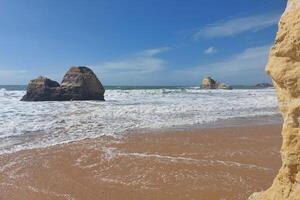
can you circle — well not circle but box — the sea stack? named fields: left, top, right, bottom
left=201, top=76, right=217, bottom=89
left=21, top=66, right=105, bottom=101
left=249, top=0, right=300, bottom=199
left=201, top=76, right=232, bottom=90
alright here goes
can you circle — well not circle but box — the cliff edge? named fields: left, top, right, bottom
left=249, top=0, right=300, bottom=199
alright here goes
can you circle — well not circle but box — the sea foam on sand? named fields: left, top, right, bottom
left=0, top=87, right=278, bottom=154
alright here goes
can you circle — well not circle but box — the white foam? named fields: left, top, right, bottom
left=102, top=148, right=271, bottom=171
left=0, top=88, right=278, bottom=154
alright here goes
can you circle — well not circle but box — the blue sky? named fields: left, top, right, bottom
left=0, top=0, right=286, bottom=85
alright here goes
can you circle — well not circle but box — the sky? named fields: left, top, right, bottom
left=0, top=0, right=287, bottom=86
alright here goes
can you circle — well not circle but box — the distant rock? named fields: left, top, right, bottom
left=201, top=76, right=232, bottom=90
left=217, top=83, right=232, bottom=90
left=201, top=76, right=217, bottom=89
left=21, top=66, right=105, bottom=101
left=255, top=83, right=273, bottom=88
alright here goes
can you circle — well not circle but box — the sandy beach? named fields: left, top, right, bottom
left=1, top=0, right=294, bottom=199
left=0, top=124, right=282, bottom=200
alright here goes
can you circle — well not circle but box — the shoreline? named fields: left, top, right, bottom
left=0, top=124, right=282, bottom=200
left=0, top=113, right=282, bottom=156
left=0, top=86, right=279, bottom=156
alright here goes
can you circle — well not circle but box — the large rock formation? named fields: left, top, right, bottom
left=59, top=66, right=105, bottom=101
left=201, top=76, right=232, bottom=90
left=249, top=0, right=300, bottom=199
left=21, top=66, right=105, bottom=101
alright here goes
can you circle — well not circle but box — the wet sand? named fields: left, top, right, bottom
left=0, top=124, right=282, bottom=200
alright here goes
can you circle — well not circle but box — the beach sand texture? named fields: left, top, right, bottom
left=0, top=125, right=281, bottom=200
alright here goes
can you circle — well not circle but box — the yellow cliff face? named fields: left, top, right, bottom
left=250, top=0, right=300, bottom=199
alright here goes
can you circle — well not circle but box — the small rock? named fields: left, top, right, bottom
left=201, top=76, right=232, bottom=90
left=217, top=83, right=233, bottom=90
left=21, top=76, right=61, bottom=101
left=201, top=76, right=217, bottom=89
left=255, top=83, right=273, bottom=88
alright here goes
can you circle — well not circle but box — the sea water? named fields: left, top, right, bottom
left=0, top=86, right=279, bottom=154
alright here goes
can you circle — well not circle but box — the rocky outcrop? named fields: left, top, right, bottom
left=22, top=66, right=105, bottom=101
left=201, top=76, right=217, bottom=89
left=59, top=66, right=105, bottom=101
left=249, top=0, right=300, bottom=199
left=201, top=76, right=232, bottom=90
left=21, top=76, right=61, bottom=101
left=255, top=83, right=273, bottom=88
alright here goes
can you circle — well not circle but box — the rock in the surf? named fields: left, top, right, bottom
left=201, top=76, right=217, bottom=89
left=216, top=83, right=232, bottom=90
left=21, top=76, right=61, bottom=101
left=59, top=66, right=105, bottom=101
left=255, top=83, right=273, bottom=88
left=21, top=66, right=105, bottom=101
left=201, top=76, right=232, bottom=90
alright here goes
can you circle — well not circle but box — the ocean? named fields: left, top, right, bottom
left=0, top=85, right=279, bottom=155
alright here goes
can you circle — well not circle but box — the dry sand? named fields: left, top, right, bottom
left=0, top=125, right=282, bottom=200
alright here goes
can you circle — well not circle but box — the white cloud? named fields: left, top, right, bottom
left=92, top=45, right=271, bottom=85
left=0, top=70, right=28, bottom=84
left=194, top=12, right=281, bottom=39
left=140, top=47, right=172, bottom=56
left=170, top=44, right=272, bottom=85
left=200, top=45, right=271, bottom=74
left=204, top=47, right=217, bottom=55
left=0, top=70, right=27, bottom=76
left=91, top=47, right=171, bottom=85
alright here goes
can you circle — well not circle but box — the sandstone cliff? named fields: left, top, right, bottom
left=249, top=0, right=300, bottom=199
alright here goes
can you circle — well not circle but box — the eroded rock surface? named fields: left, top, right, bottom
left=59, top=66, right=105, bottom=101
left=21, top=76, right=61, bottom=101
left=22, top=66, right=105, bottom=101
left=250, top=0, right=300, bottom=199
